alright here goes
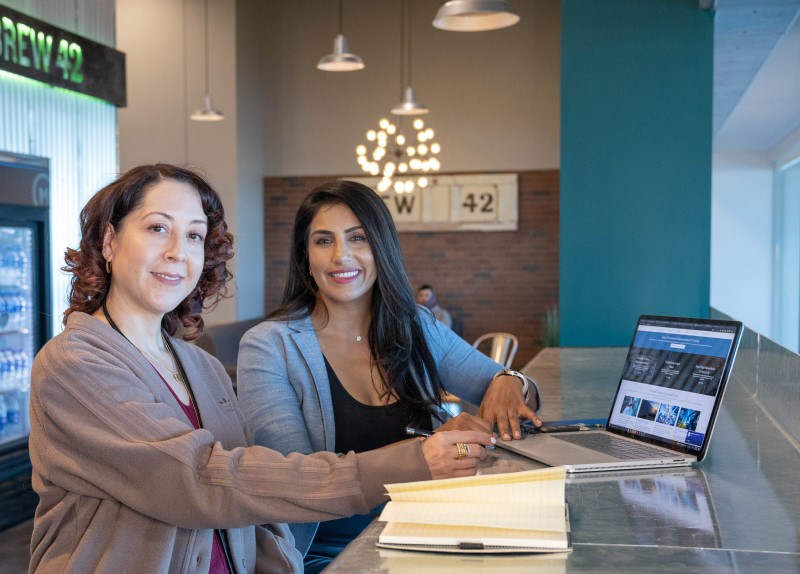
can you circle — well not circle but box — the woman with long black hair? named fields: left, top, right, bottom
left=237, top=180, right=541, bottom=571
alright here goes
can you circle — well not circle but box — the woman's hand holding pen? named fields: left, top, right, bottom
left=418, top=430, right=495, bottom=479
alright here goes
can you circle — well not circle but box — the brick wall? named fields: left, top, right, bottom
left=263, top=170, right=559, bottom=368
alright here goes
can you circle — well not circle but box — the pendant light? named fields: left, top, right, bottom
left=356, top=116, right=442, bottom=193
left=318, top=0, right=365, bottom=72
left=391, top=0, right=428, bottom=116
left=190, top=0, right=224, bottom=121
left=433, top=0, right=520, bottom=32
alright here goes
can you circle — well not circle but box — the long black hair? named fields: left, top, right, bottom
left=268, top=180, right=445, bottom=424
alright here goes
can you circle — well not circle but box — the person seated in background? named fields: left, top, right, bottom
left=237, top=180, right=542, bottom=573
left=416, top=283, right=453, bottom=329
left=28, top=165, right=494, bottom=574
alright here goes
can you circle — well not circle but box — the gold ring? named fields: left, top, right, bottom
left=456, top=443, right=470, bottom=460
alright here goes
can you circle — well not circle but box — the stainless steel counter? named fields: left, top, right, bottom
left=325, top=347, right=800, bottom=573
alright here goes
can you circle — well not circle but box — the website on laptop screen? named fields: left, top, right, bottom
left=607, top=318, right=739, bottom=453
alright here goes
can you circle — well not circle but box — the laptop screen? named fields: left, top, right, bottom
left=606, top=315, right=742, bottom=457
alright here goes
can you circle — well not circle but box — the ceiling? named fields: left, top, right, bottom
left=712, top=0, right=800, bottom=152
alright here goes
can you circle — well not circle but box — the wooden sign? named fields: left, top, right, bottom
left=352, top=173, right=518, bottom=232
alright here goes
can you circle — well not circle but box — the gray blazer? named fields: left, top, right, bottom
left=237, top=307, right=538, bottom=555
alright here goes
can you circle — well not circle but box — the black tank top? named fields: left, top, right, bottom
left=313, top=357, right=434, bottom=552
left=324, top=356, right=432, bottom=454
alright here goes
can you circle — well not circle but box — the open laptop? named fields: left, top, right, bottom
left=496, top=315, right=743, bottom=473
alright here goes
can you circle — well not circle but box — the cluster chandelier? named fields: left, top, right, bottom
left=356, top=117, right=441, bottom=194
left=355, top=0, right=441, bottom=194
left=349, top=0, right=520, bottom=192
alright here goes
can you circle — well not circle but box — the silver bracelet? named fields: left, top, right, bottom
left=494, top=369, right=530, bottom=402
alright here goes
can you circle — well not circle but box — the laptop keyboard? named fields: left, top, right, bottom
left=553, top=432, right=674, bottom=460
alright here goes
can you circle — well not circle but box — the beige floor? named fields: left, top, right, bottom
left=0, top=519, right=32, bottom=573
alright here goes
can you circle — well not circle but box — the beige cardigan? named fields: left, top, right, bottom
left=28, top=313, right=430, bottom=573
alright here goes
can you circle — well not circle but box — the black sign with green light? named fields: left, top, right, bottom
left=0, top=5, right=126, bottom=106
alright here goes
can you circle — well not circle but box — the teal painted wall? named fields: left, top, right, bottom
left=560, top=0, right=713, bottom=346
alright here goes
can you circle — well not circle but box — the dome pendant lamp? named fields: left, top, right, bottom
left=433, top=0, right=520, bottom=32
left=392, top=86, right=428, bottom=116
left=318, top=0, right=365, bottom=72
left=190, top=0, right=224, bottom=121
left=391, top=0, right=428, bottom=116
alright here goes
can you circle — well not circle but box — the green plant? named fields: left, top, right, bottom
left=541, top=305, right=559, bottom=347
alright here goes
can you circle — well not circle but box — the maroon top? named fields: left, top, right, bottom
left=155, top=368, right=230, bottom=574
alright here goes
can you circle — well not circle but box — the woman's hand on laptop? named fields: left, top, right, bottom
left=479, top=375, right=541, bottom=441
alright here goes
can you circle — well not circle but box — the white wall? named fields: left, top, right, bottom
left=711, top=152, right=773, bottom=337
left=116, top=0, right=560, bottom=324
left=234, top=1, right=266, bottom=320
left=116, top=0, right=247, bottom=324
left=256, top=0, right=561, bottom=176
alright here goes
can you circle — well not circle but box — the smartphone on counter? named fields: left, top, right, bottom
left=522, top=418, right=607, bottom=434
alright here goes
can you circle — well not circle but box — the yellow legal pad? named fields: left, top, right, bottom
left=377, top=466, right=572, bottom=554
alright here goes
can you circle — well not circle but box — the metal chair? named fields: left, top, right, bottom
left=471, top=332, right=518, bottom=368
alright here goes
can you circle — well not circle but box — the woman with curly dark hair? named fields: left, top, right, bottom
left=62, top=163, right=233, bottom=339
left=28, top=164, right=493, bottom=574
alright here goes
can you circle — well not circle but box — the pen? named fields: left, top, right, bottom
left=405, top=427, right=496, bottom=450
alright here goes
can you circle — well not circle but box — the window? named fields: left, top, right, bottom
left=773, top=159, right=800, bottom=352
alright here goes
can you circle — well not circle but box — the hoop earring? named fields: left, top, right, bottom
left=106, top=259, right=112, bottom=274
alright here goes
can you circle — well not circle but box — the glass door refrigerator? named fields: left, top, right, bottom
left=0, top=152, right=50, bottom=529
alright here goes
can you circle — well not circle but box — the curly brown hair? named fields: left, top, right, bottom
left=62, top=164, right=234, bottom=340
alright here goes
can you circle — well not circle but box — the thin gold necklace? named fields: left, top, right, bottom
left=101, top=300, right=200, bottom=421
left=140, top=334, right=184, bottom=385
left=143, top=335, right=196, bottom=412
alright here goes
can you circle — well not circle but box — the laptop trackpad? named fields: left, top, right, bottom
left=500, top=434, right=620, bottom=464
